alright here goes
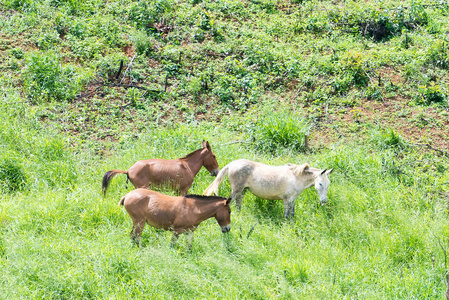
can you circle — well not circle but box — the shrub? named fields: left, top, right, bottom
left=37, top=31, right=60, bottom=50
left=131, top=30, right=154, bottom=56
left=249, top=109, right=310, bottom=154
left=128, top=0, right=172, bottom=33
left=427, top=41, right=449, bottom=69
left=365, top=85, right=383, bottom=101
left=22, top=52, right=84, bottom=103
left=212, top=75, right=236, bottom=105
left=243, top=43, right=284, bottom=74
left=94, top=53, right=128, bottom=80
left=68, top=36, right=106, bottom=59
left=341, top=51, right=370, bottom=87
left=417, top=82, right=447, bottom=105
left=370, top=127, right=406, bottom=150
left=249, top=0, right=276, bottom=13
left=361, top=4, right=428, bottom=41
left=193, top=28, right=206, bottom=42
left=9, top=48, right=24, bottom=59
left=310, top=2, right=429, bottom=41
left=50, top=0, right=93, bottom=15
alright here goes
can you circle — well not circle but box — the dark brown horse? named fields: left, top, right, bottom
left=102, top=140, right=219, bottom=196
left=119, top=189, right=231, bottom=247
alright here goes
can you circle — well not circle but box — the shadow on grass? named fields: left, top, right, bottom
left=251, top=197, right=285, bottom=225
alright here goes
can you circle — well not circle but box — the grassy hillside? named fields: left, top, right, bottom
left=1, top=0, right=449, bottom=298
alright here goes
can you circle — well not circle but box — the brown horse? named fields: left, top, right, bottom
left=102, top=140, right=219, bottom=196
left=119, top=189, right=231, bottom=247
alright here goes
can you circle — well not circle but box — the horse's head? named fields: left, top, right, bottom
left=216, top=198, right=232, bottom=233
left=202, top=140, right=220, bottom=176
left=314, top=168, right=333, bottom=205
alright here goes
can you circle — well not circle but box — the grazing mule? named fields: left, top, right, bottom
left=102, top=140, right=219, bottom=196
left=203, top=159, right=333, bottom=218
left=119, top=189, right=231, bottom=247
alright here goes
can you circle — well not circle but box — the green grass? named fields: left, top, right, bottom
left=1, top=0, right=449, bottom=298
left=1, top=122, right=449, bottom=298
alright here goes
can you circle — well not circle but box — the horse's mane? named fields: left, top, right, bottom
left=288, top=163, right=311, bottom=176
left=185, top=194, right=227, bottom=201
left=180, top=148, right=203, bottom=159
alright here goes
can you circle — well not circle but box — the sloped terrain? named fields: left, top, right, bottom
left=1, top=0, right=449, bottom=298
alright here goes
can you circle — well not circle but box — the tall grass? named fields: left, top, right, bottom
left=1, top=120, right=448, bottom=298
left=0, top=101, right=78, bottom=191
left=22, top=51, right=88, bottom=103
left=247, top=109, right=310, bottom=155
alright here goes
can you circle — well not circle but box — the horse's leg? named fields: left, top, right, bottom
left=289, top=200, right=295, bottom=218
left=130, top=220, right=145, bottom=246
left=283, top=198, right=296, bottom=219
left=229, top=177, right=246, bottom=210
left=170, top=232, right=180, bottom=247
left=185, top=231, right=194, bottom=250
left=283, top=200, right=290, bottom=218
left=231, top=187, right=245, bottom=211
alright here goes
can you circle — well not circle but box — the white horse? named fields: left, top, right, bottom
left=203, top=159, right=333, bottom=218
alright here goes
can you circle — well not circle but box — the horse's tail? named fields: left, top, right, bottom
left=118, top=196, right=126, bottom=206
left=203, top=164, right=229, bottom=196
left=102, top=169, right=128, bottom=197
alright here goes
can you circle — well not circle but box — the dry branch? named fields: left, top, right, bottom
left=220, top=140, right=251, bottom=146
left=105, top=83, right=160, bottom=93
left=115, top=60, right=124, bottom=79
left=410, top=143, right=449, bottom=157
left=76, top=82, right=161, bottom=100
left=120, top=53, right=137, bottom=84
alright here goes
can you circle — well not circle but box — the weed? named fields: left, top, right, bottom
left=417, top=82, right=447, bottom=105
left=128, top=0, right=172, bottom=33
left=131, top=30, right=154, bottom=56
left=249, top=109, right=310, bottom=154
left=427, top=41, right=449, bottom=69
left=9, top=48, right=24, bottom=59
left=370, top=127, right=406, bottom=151
left=0, top=159, right=27, bottom=193
left=341, top=50, right=370, bottom=87
left=22, top=52, right=84, bottom=103
left=2, top=0, right=35, bottom=10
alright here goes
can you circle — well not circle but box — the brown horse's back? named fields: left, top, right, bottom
left=121, top=189, right=185, bottom=231
left=127, top=159, right=189, bottom=190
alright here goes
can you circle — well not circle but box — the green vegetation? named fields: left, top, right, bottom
left=247, top=108, right=310, bottom=155
left=1, top=0, right=449, bottom=298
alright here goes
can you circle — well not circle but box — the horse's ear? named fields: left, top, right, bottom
left=320, top=169, right=327, bottom=175
left=226, top=198, right=232, bottom=205
left=302, top=164, right=310, bottom=173
left=206, top=141, right=211, bottom=150
left=326, top=168, right=334, bottom=175
left=202, top=140, right=207, bottom=148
